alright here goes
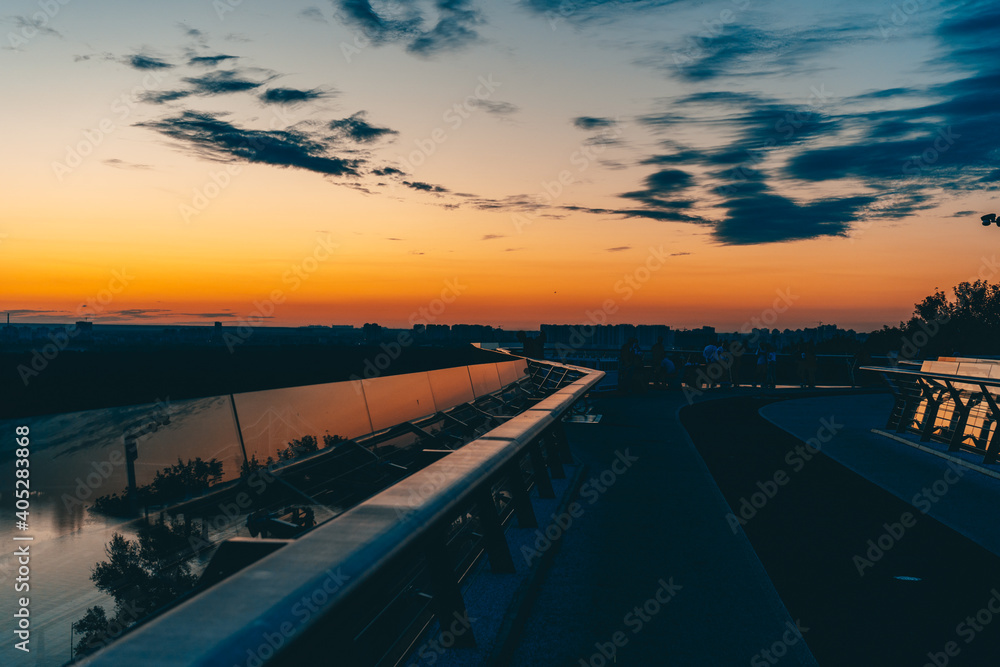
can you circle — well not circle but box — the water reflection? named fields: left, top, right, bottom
left=0, top=361, right=528, bottom=665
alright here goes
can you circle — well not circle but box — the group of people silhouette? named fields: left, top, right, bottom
left=617, top=338, right=821, bottom=392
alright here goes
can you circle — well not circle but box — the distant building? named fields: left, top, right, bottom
left=75, top=320, right=93, bottom=341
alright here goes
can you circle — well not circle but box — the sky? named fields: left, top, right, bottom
left=1, top=0, right=998, bottom=331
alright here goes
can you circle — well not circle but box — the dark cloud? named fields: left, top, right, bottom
left=329, top=112, right=398, bottom=143
left=183, top=69, right=268, bottom=95
left=952, top=210, right=976, bottom=217
left=653, top=23, right=873, bottom=83
left=372, top=166, right=405, bottom=176
left=126, top=53, right=173, bottom=70
left=260, top=87, right=329, bottom=105
left=187, top=54, right=238, bottom=67
left=403, top=180, right=448, bottom=193
left=606, top=246, right=630, bottom=252
left=563, top=1, right=1000, bottom=245
left=333, top=0, right=423, bottom=44
left=573, top=116, right=615, bottom=130
left=332, top=0, right=483, bottom=56
left=482, top=234, right=506, bottom=240
left=716, top=189, right=876, bottom=245
left=137, top=111, right=361, bottom=176
left=670, top=252, right=690, bottom=256
left=407, top=0, right=483, bottom=56
left=141, top=90, right=192, bottom=104
left=520, top=0, right=682, bottom=24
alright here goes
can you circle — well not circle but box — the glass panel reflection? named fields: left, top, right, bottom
left=363, top=373, right=437, bottom=432
left=232, top=381, right=373, bottom=464
left=468, top=363, right=502, bottom=397
left=427, top=366, right=476, bottom=412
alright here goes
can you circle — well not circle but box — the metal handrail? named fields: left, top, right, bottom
left=80, top=359, right=603, bottom=666
left=863, top=364, right=1000, bottom=464
left=860, top=365, right=1000, bottom=389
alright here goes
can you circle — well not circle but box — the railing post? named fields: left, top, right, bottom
left=919, top=390, right=943, bottom=441
left=978, top=385, right=1000, bottom=464
left=949, top=395, right=978, bottom=451
left=425, top=526, right=476, bottom=648
left=544, top=431, right=566, bottom=479
left=552, top=420, right=574, bottom=464
left=475, top=490, right=517, bottom=574
left=943, top=382, right=971, bottom=452
left=529, top=439, right=556, bottom=499
left=508, top=459, right=538, bottom=528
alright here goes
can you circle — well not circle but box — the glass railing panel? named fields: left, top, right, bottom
left=363, top=373, right=437, bottom=432
left=426, top=366, right=476, bottom=412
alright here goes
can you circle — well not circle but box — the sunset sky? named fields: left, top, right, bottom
left=1, top=0, right=998, bottom=331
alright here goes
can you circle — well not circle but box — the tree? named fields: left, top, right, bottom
left=72, top=521, right=198, bottom=658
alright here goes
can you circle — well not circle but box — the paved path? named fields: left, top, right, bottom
left=682, top=393, right=1000, bottom=666
left=510, top=391, right=818, bottom=666
left=762, top=393, right=1000, bottom=557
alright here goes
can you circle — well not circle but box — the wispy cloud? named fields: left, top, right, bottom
left=331, top=0, right=484, bottom=56
left=137, top=111, right=362, bottom=176
left=125, top=53, right=174, bottom=70
left=403, top=180, right=448, bottom=193
left=183, top=69, right=270, bottom=95
left=260, top=87, right=331, bottom=105
left=187, top=54, right=238, bottom=67
left=328, top=111, right=398, bottom=143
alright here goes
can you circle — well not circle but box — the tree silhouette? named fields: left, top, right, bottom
left=72, top=521, right=198, bottom=658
